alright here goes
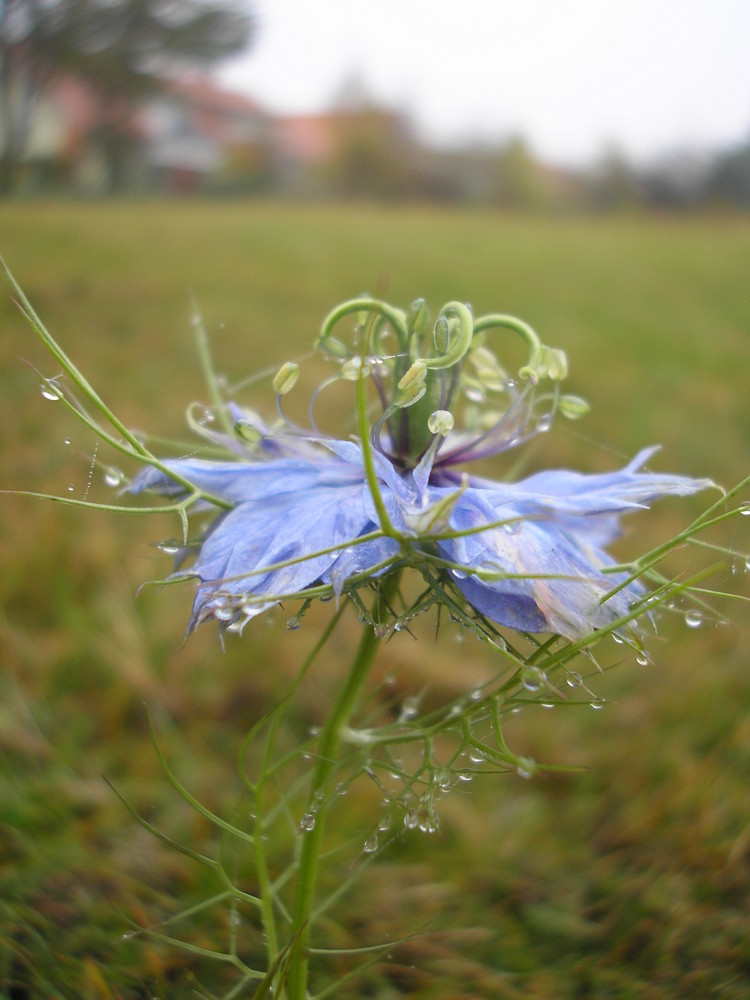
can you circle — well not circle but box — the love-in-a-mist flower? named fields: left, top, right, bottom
left=129, top=298, right=712, bottom=640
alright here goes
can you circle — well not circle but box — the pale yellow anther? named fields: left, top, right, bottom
left=272, top=361, right=300, bottom=395
left=397, top=360, right=427, bottom=391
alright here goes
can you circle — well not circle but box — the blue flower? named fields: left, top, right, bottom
left=128, top=297, right=713, bottom=640
left=130, top=438, right=711, bottom=640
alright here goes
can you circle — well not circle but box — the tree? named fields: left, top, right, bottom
left=0, top=0, right=253, bottom=192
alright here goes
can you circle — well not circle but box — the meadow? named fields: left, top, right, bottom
left=1, top=200, right=749, bottom=998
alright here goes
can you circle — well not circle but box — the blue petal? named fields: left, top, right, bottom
left=474, top=447, right=714, bottom=519
left=129, top=455, right=363, bottom=503
left=438, top=490, right=637, bottom=638
left=184, top=482, right=382, bottom=627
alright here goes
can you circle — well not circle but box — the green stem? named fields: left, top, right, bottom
left=286, top=574, right=401, bottom=1000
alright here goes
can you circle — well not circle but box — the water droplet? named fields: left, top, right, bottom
left=378, top=814, right=391, bottom=832
left=419, top=812, right=440, bottom=834
left=451, top=567, right=468, bottom=580
left=469, top=748, right=486, bottom=763
left=64, top=436, right=71, bottom=446
left=612, top=633, right=624, bottom=644
left=41, top=382, right=61, bottom=401
left=590, top=698, right=606, bottom=710
left=516, top=757, right=536, bottom=779
left=103, top=467, right=123, bottom=488
left=684, top=610, right=703, bottom=629
left=740, top=503, right=750, bottom=516
left=404, top=809, right=419, bottom=829
left=503, top=521, right=520, bottom=535
left=374, top=622, right=393, bottom=639
left=541, top=702, right=555, bottom=710
left=398, top=697, right=419, bottom=722
left=566, top=671, right=583, bottom=688
left=521, top=666, right=546, bottom=693
left=157, top=539, right=181, bottom=555
left=67, top=483, right=74, bottom=492
left=505, top=378, right=517, bottom=390
left=457, top=771, right=473, bottom=783
left=363, top=835, right=378, bottom=854
left=286, top=616, right=301, bottom=631
left=636, top=653, right=650, bottom=666
left=470, top=686, right=483, bottom=701
left=196, top=405, right=215, bottom=426
left=214, top=604, right=235, bottom=622
left=536, top=413, right=553, bottom=433
left=299, top=812, right=316, bottom=832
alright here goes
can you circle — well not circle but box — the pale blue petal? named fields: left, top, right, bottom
left=184, top=483, right=379, bottom=627
left=129, top=455, right=362, bottom=503
left=317, top=438, right=419, bottom=505
left=473, top=447, right=714, bottom=519
left=439, top=490, right=637, bottom=638
left=328, top=536, right=401, bottom=596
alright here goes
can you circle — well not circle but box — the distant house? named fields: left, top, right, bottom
left=5, top=71, right=431, bottom=198
left=5, top=73, right=273, bottom=194
left=143, top=77, right=273, bottom=192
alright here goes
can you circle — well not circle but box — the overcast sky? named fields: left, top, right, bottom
left=219, top=0, right=750, bottom=166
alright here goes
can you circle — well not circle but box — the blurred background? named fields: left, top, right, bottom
left=1, top=2, right=750, bottom=997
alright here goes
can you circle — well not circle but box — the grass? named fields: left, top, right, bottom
left=1, top=199, right=749, bottom=998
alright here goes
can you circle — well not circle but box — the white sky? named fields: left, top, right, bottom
left=219, top=0, right=750, bottom=166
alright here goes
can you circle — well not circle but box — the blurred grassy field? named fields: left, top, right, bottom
left=1, top=200, right=749, bottom=999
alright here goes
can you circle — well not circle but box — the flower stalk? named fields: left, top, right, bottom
left=286, top=572, right=402, bottom=999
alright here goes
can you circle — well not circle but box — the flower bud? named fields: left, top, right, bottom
left=407, top=297, right=428, bottom=335
left=396, top=380, right=427, bottom=408
left=272, top=361, right=300, bottom=395
left=433, top=315, right=451, bottom=353
left=397, top=360, right=427, bottom=392
left=234, top=419, right=263, bottom=443
left=543, top=346, right=568, bottom=381
left=558, top=394, right=591, bottom=420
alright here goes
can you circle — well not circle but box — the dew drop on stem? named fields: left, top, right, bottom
left=684, top=610, right=703, bottom=629
left=403, top=809, right=418, bottom=830
left=299, top=812, right=316, bottom=832
left=103, top=467, right=124, bottom=488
